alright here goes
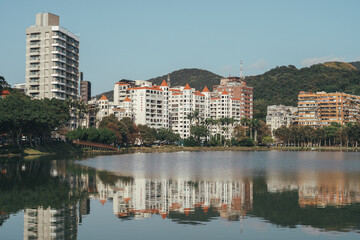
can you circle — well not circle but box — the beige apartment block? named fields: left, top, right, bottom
left=25, top=13, right=79, bottom=100
left=298, top=91, right=360, bottom=127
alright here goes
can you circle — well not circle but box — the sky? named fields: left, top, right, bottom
left=1, top=0, right=359, bottom=95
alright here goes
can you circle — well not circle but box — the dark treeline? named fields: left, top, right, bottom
left=274, top=122, right=360, bottom=147
left=0, top=91, right=70, bottom=149
left=66, top=115, right=180, bottom=147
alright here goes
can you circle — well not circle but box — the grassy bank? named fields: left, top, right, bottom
left=128, top=145, right=360, bottom=154
left=0, top=142, right=83, bottom=157
left=2, top=143, right=358, bottom=158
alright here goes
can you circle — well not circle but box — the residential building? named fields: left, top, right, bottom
left=80, top=72, right=91, bottom=102
left=169, top=83, right=205, bottom=138
left=213, top=76, right=253, bottom=119
left=114, top=79, right=151, bottom=104
left=91, top=79, right=252, bottom=139
left=266, top=105, right=298, bottom=134
left=129, top=83, right=167, bottom=129
left=25, top=13, right=79, bottom=100
left=13, top=83, right=26, bottom=93
left=298, top=91, right=360, bottom=126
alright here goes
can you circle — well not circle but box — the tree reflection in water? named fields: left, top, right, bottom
left=0, top=153, right=360, bottom=239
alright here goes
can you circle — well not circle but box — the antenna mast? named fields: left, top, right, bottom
left=240, top=60, right=244, bottom=80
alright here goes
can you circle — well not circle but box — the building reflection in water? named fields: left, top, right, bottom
left=267, top=170, right=360, bottom=208
left=95, top=177, right=253, bottom=221
left=1, top=156, right=360, bottom=239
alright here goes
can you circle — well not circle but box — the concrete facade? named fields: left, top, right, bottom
left=25, top=13, right=79, bottom=100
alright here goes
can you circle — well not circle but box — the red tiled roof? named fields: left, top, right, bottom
left=160, top=80, right=168, bottom=87
left=202, top=86, right=210, bottom=93
left=123, top=97, right=131, bottom=102
left=99, top=94, right=108, bottom=100
left=1, top=90, right=10, bottom=95
left=194, top=91, right=205, bottom=96
left=128, top=86, right=163, bottom=91
left=184, top=83, right=191, bottom=90
left=221, top=90, right=229, bottom=95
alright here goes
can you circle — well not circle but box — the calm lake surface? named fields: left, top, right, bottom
left=1, top=151, right=360, bottom=239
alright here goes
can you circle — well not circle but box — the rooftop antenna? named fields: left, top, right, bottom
left=240, top=60, right=244, bottom=80
left=167, top=73, right=171, bottom=87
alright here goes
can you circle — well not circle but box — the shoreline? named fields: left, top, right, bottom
left=1, top=144, right=359, bottom=158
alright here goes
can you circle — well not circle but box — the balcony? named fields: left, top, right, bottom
left=51, top=88, right=65, bottom=93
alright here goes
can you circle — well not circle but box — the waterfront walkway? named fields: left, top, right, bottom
left=73, top=140, right=119, bottom=151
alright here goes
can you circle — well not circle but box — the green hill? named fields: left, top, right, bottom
left=149, top=68, right=222, bottom=91
left=350, top=61, right=360, bottom=71
left=93, top=69, right=222, bottom=100
left=245, top=61, right=360, bottom=119
left=94, top=90, right=113, bottom=101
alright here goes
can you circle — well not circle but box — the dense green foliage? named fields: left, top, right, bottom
left=149, top=68, right=222, bottom=91
left=0, top=76, right=10, bottom=90
left=77, top=115, right=180, bottom=147
left=0, top=91, right=70, bottom=148
left=350, top=61, right=360, bottom=71
left=66, top=127, right=116, bottom=145
left=274, top=122, right=360, bottom=147
left=245, top=62, right=360, bottom=119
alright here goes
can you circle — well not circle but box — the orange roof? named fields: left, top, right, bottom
left=1, top=90, right=10, bottom=95
left=202, top=86, right=210, bottom=93
left=194, top=91, right=205, bottom=96
left=128, top=86, right=163, bottom=91
left=99, top=94, right=108, bottom=100
left=160, top=80, right=168, bottom=87
left=184, top=83, right=191, bottom=90
left=123, top=97, right=131, bottom=102
left=210, top=97, right=220, bottom=100
left=172, top=92, right=182, bottom=96
left=221, top=89, right=229, bottom=95
left=115, top=83, right=130, bottom=86
left=112, top=108, right=126, bottom=112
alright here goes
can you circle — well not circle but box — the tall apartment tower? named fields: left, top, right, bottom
left=25, top=13, right=80, bottom=100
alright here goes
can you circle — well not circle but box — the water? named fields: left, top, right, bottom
left=1, top=151, right=360, bottom=239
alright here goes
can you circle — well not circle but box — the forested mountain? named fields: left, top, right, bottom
left=94, top=90, right=113, bottom=101
left=93, top=62, right=360, bottom=121
left=149, top=68, right=222, bottom=91
left=245, top=62, right=360, bottom=119
left=350, top=61, right=360, bottom=71
left=94, top=69, right=222, bottom=100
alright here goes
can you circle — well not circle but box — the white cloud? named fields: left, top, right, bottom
left=248, top=59, right=268, bottom=71
left=301, top=56, right=346, bottom=67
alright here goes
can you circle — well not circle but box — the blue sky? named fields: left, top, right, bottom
left=1, top=0, right=359, bottom=95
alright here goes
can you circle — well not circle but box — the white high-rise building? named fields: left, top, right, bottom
left=25, top=13, right=79, bottom=100
left=266, top=105, right=298, bottom=135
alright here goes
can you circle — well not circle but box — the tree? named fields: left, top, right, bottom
left=0, top=92, right=70, bottom=149
left=0, top=76, right=10, bottom=90
left=233, top=125, right=247, bottom=140
left=138, top=124, right=156, bottom=146
left=156, top=128, right=180, bottom=145
left=190, top=125, right=209, bottom=144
